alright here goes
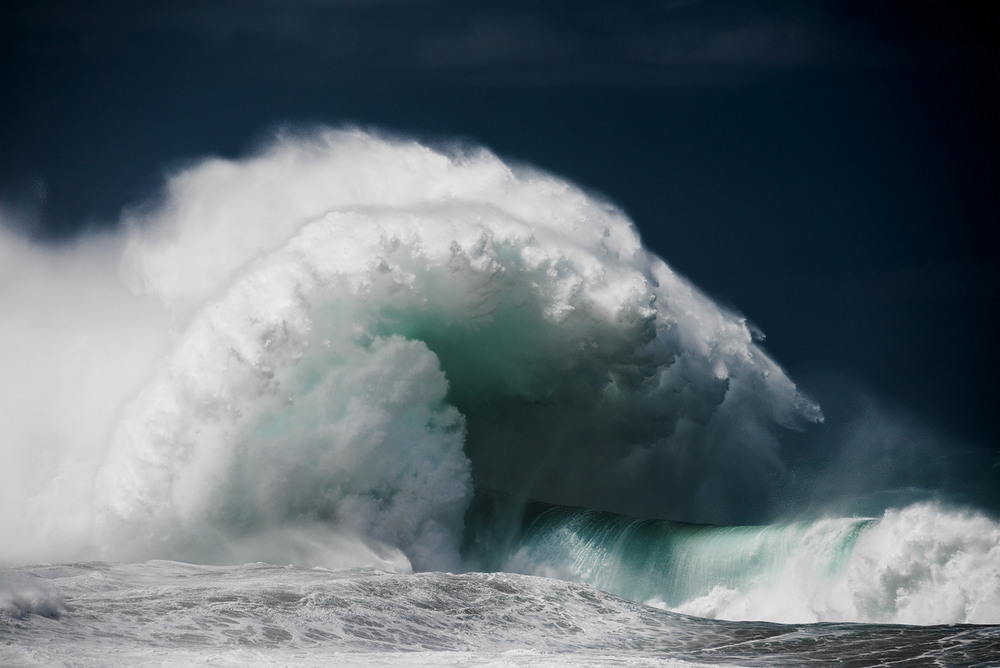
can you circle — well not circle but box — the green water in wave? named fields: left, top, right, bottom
left=464, top=494, right=875, bottom=609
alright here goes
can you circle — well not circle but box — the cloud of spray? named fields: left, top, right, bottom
left=0, top=223, right=171, bottom=563
left=777, top=372, right=1000, bottom=519
left=1, top=127, right=820, bottom=570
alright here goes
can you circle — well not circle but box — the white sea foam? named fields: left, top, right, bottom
left=844, top=503, right=1000, bottom=624
left=659, top=503, right=1000, bottom=624
left=4, top=561, right=996, bottom=666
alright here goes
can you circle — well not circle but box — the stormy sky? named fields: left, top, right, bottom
left=2, top=0, right=997, bottom=506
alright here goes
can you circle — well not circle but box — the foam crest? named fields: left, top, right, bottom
left=674, top=503, right=1000, bottom=624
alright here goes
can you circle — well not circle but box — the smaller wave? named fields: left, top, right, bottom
left=842, top=503, right=1000, bottom=624
left=0, top=574, right=65, bottom=620
left=474, top=498, right=1000, bottom=625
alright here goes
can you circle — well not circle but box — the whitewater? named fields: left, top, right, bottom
left=1, top=128, right=998, bottom=666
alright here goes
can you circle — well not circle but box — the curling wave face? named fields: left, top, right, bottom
left=469, top=497, right=1000, bottom=624
left=0, top=128, right=817, bottom=571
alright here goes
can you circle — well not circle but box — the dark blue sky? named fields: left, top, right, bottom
left=2, top=1, right=997, bottom=496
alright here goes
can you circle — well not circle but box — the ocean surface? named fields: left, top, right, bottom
left=4, top=561, right=999, bottom=667
left=2, top=129, right=998, bottom=665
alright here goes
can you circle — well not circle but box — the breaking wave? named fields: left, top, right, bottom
left=1, top=127, right=996, bottom=625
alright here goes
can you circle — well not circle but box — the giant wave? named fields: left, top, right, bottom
left=1, top=127, right=998, bottom=630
